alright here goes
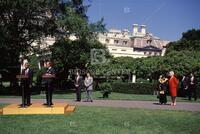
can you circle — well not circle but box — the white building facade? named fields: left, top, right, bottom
left=98, top=24, right=170, bottom=58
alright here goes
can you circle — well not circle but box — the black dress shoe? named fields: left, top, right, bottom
left=43, top=103, right=48, bottom=105
left=20, top=105, right=28, bottom=108
left=27, top=103, right=32, bottom=106
left=20, top=104, right=27, bottom=107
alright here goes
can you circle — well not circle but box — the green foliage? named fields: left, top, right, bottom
left=0, top=0, right=58, bottom=68
left=0, top=0, right=106, bottom=85
left=89, top=28, right=200, bottom=80
left=28, top=54, right=39, bottom=69
left=35, top=68, right=47, bottom=86
left=166, top=29, right=200, bottom=53
left=50, top=38, right=108, bottom=70
left=98, top=82, right=112, bottom=93
left=111, top=82, right=157, bottom=94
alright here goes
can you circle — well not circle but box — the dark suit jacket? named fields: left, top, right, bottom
left=182, top=76, right=189, bottom=89
left=46, top=67, right=56, bottom=75
left=45, top=67, right=56, bottom=84
left=22, top=68, right=33, bottom=85
left=189, top=76, right=197, bottom=87
left=75, top=76, right=84, bottom=89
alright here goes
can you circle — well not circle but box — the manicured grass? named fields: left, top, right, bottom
left=0, top=91, right=199, bottom=103
left=0, top=105, right=200, bottom=134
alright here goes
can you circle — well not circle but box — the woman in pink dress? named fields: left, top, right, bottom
left=169, top=71, right=179, bottom=106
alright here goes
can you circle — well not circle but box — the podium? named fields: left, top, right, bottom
left=0, top=74, right=76, bottom=115
left=16, top=75, right=28, bottom=107
left=42, top=74, right=56, bottom=107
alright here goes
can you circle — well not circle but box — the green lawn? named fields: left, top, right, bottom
left=0, top=104, right=200, bottom=134
left=0, top=90, right=199, bottom=103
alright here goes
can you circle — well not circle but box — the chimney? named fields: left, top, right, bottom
left=141, top=25, right=146, bottom=35
left=132, top=24, right=138, bottom=36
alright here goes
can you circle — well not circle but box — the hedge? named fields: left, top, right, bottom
left=110, top=82, right=158, bottom=94
left=110, top=82, right=200, bottom=97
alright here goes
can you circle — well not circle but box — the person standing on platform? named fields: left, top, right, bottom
left=84, top=72, right=93, bottom=102
left=44, top=61, right=56, bottom=106
left=74, top=71, right=83, bottom=102
left=168, top=71, right=179, bottom=106
left=22, top=63, right=33, bottom=106
left=188, top=73, right=197, bottom=101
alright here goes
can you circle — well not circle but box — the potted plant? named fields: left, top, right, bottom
left=99, top=82, right=112, bottom=98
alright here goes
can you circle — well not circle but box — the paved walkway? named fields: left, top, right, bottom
left=0, top=98, right=200, bottom=112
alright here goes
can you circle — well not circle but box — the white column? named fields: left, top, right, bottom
left=132, top=74, right=136, bottom=83
left=38, top=62, right=41, bottom=70
left=132, top=24, right=138, bottom=36
left=141, top=25, right=146, bottom=35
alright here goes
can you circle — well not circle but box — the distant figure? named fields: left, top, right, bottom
left=75, top=71, right=83, bottom=102
left=84, top=72, right=93, bottom=102
left=21, top=63, right=33, bottom=106
left=44, top=61, right=56, bottom=106
left=157, top=75, right=163, bottom=97
left=158, top=75, right=168, bottom=105
left=188, top=73, right=197, bottom=101
left=181, top=75, right=189, bottom=97
left=168, top=71, right=179, bottom=106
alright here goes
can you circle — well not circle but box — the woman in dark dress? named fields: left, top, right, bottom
left=159, top=76, right=168, bottom=104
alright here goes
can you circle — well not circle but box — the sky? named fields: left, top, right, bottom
left=85, top=0, right=200, bottom=41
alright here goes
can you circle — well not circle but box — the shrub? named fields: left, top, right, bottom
left=35, top=68, right=46, bottom=86
left=98, top=82, right=112, bottom=98
left=111, top=82, right=158, bottom=94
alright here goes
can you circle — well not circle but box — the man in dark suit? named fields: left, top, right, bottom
left=75, top=71, right=83, bottom=102
left=188, top=73, right=197, bottom=101
left=22, top=63, right=33, bottom=106
left=181, top=75, right=189, bottom=97
left=44, top=61, right=56, bottom=106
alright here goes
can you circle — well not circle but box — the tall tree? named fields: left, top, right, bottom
left=50, top=0, right=108, bottom=77
left=0, top=0, right=58, bottom=71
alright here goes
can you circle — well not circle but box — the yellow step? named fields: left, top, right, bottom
left=2, top=103, right=75, bottom=115
left=0, top=108, right=3, bottom=115
left=65, top=106, right=76, bottom=113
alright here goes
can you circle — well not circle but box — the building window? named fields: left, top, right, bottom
left=112, top=49, right=117, bottom=51
left=147, top=38, right=152, bottom=45
left=114, top=40, right=119, bottom=44
left=121, top=49, right=126, bottom=51
left=122, top=41, right=127, bottom=45
left=105, top=39, right=109, bottom=43
left=144, top=52, right=147, bottom=55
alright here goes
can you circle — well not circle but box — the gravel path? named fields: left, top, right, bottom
left=0, top=98, right=200, bottom=112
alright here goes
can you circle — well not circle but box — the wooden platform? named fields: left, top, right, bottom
left=0, top=103, right=76, bottom=115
